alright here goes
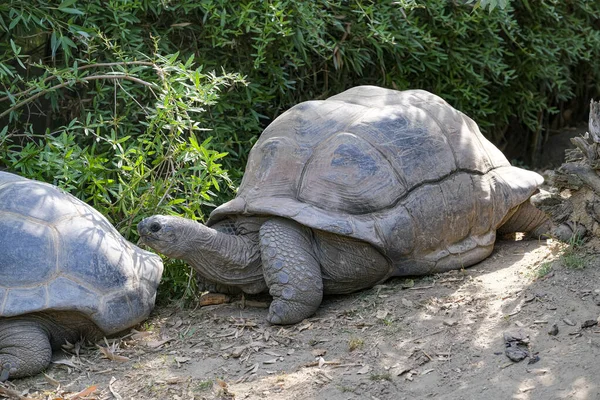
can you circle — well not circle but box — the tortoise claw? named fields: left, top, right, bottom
left=0, top=362, right=12, bottom=382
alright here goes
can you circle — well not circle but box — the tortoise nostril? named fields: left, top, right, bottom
left=149, top=222, right=162, bottom=233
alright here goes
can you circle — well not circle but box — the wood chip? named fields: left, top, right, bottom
left=520, top=386, right=535, bottom=393
left=199, top=293, right=230, bottom=306
left=311, top=349, right=327, bottom=357
left=231, top=346, right=246, bottom=358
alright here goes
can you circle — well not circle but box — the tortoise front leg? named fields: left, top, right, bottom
left=259, top=218, right=323, bottom=324
left=0, top=319, right=52, bottom=380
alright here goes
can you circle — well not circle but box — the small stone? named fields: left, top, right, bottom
left=548, top=323, right=559, bottom=336
left=401, top=298, right=413, bottom=308
left=528, top=355, right=540, bottom=364
left=503, top=330, right=530, bottom=362
left=581, top=320, right=597, bottom=329
left=563, top=318, right=576, bottom=326
left=443, top=319, right=457, bottom=327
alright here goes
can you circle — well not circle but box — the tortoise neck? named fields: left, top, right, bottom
left=183, top=220, right=265, bottom=292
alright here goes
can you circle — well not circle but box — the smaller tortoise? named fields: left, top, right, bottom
left=138, top=86, right=550, bottom=325
left=0, top=171, right=163, bottom=380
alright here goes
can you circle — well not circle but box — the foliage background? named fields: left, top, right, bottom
left=1, top=0, right=599, bottom=301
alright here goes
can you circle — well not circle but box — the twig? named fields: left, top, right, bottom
left=302, top=360, right=343, bottom=368
left=0, top=61, right=157, bottom=102
left=408, top=283, right=435, bottom=290
left=410, top=329, right=445, bottom=342
left=421, top=350, right=433, bottom=361
left=0, top=384, right=26, bottom=400
left=0, top=74, right=157, bottom=119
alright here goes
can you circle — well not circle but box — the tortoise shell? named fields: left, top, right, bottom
left=208, top=86, right=542, bottom=274
left=0, top=172, right=163, bottom=334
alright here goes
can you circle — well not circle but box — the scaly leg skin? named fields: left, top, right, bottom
left=259, top=218, right=323, bottom=325
left=0, top=319, right=52, bottom=380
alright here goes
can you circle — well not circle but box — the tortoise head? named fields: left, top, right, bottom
left=138, top=215, right=211, bottom=259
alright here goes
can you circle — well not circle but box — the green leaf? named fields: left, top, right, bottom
left=58, top=7, right=85, bottom=15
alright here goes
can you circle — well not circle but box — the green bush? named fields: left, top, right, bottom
left=1, top=0, right=598, bottom=301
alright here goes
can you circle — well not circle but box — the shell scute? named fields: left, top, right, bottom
left=208, top=86, right=543, bottom=270
left=0, top=171, right=163, bottom=334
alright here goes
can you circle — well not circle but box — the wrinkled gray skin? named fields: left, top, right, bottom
left=138, top=86, right=552, bottom=325
left=0, top=171, right=164, bottom=380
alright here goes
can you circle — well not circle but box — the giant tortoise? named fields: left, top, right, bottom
left=138, top=86, right=550, bottom=325
left=0, top=171, right=163, bottom=379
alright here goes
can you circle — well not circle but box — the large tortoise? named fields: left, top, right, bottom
left=0, top=171, right=163, bottom=379
left=138, top=86, right=550, bottom=325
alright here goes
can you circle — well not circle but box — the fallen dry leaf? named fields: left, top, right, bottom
left=296, top=323, right=313, bottom=332
left=145, top=338, right=174, bottom=348
left=401, top=298, right=414, bottom=307
left=68, top=384, right=98, bottom=399
left=43, top=373, right=60, bottom=387
left=216, top=378, right=228, bottom=388
left=52, top=358, right=78, bottom=369
left=357, top=365, right=371, bottom=375
left=0, top=384, right=26, bottom=400
left=246, top=363, right=259, bottom=374
left=97, top=345, right=130, bottom=362
left=318, top=357, right=325, bottom=368
left=130, top=330, right=153, bottom=340
left=108, top=377, right=123, bottom=400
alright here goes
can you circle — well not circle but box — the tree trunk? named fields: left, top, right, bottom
left=537, top=100, right=600, bottom=239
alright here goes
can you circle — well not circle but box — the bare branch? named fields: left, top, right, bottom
left=0, top=74, right=157, bottom=119
left=0, top=61, right=158, bottom=103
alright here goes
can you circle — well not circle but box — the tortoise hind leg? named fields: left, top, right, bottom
left=259, top=218, right=323, bottom=325
left=0, top=318, right=52, bottom=380
left=498, top=200, right=552, bottom=238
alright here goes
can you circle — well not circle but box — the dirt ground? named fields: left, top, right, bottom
left=2, top=236, right=600, bottom=400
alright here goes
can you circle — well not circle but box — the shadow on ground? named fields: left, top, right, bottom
left=4, top=238, right=600, bottom=400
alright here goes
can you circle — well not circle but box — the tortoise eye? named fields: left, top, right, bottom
left=149, top=222, right=162, bottom=233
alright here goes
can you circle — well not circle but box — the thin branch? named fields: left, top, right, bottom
left=0, top=61, right=157, bottom=103
left=0, top=74, right=157, bottom=119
